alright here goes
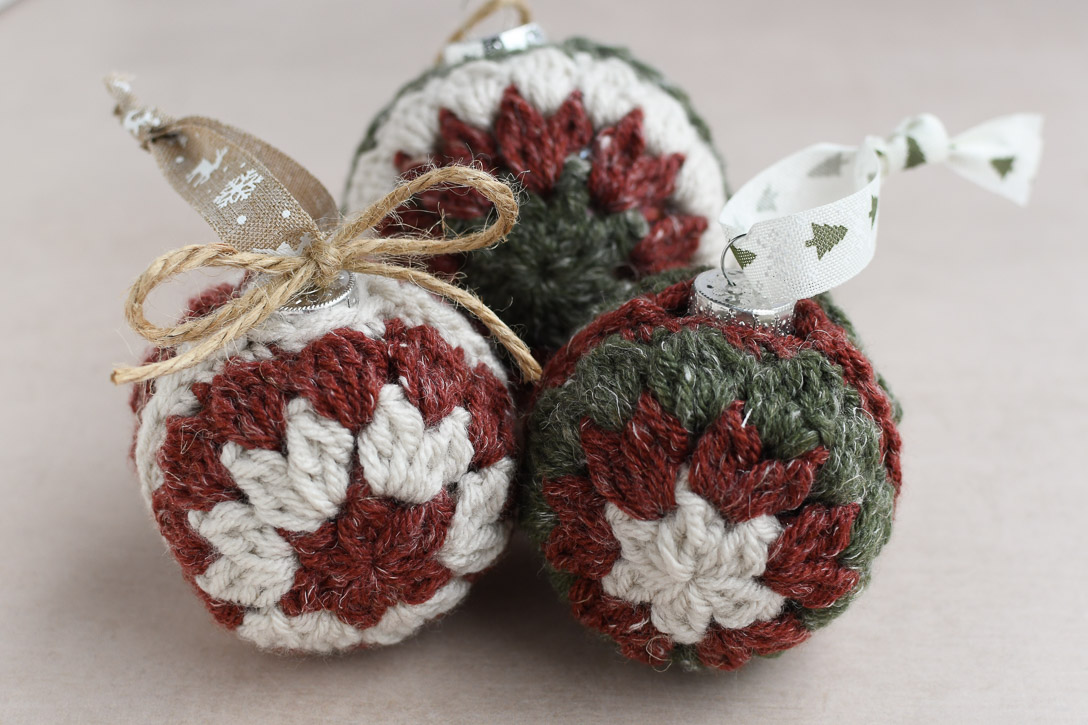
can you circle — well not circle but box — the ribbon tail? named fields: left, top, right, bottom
left=948, top=113, right=1043, bottom=206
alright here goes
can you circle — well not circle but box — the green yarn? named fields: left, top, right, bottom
left=589, top=264, right=709, bottom=322
left=446, top=159, right=650, bottom=351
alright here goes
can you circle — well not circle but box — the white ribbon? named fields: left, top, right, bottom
left=719, top=113, right=1043, bottom=302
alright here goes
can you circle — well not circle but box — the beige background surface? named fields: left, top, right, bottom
left=2, top=0, right=1086, bottom=722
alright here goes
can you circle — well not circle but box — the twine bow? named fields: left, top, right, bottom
left=106, top=75, right=540, bottom=385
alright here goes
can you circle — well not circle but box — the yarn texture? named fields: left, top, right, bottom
left=521, top=279, right=902, bottom=670
left=344, top=38, right=728, bottom=355
left=131, top=275, right=517, bottom=653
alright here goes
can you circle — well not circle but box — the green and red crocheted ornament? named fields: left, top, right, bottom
left=520, top=281, right=901, bottom=670
left=344, top=34, right=727, bottom=356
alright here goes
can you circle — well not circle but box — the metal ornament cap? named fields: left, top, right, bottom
left=690, top=268, right=796, bottom=335
left=277, top=270, right=357, bottom=314
left=442, top=23, right=546, bottom=65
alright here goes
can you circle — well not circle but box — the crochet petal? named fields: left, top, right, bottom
left=588, top=108, right=685, bottom=213
left=580, top=393, right=690, bottom=520
left=689, top=401, right=828, bottom=523
left=494, top=86, right=592, bottom=194
left=628, top=215, right=707, bottom=276
left=543, top=474, right=621, bottom=580
left=762, top=502, right=862, bottom=608
left=695, top=612, right=811, bottom=670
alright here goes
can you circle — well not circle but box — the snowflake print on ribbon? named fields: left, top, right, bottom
left=381, top=85, right=709, bottom=353
left=214, top=168, right=265, bottom=208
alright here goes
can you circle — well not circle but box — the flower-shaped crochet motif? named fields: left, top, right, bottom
left=381, top=85, right=709, bottom=352
left=145, top=300, right=515, bottom=634
left=601, top=465, right=788, bottom=645
left=543, top=395, right=861, bottom=667
left=388, top=85, right=687, bottom=223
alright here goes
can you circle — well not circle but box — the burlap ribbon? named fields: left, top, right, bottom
left=106, top=74, right=540, bottom=385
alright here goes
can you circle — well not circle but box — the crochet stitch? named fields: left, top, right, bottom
left=131, top=275, right=517, bottom=653
left=344, top=38, right=728, bottom=356
left=520, top=279, right=902, bottom=670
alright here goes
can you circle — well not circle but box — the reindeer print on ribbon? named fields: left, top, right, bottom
left=187, top=147, right=227, bottom=187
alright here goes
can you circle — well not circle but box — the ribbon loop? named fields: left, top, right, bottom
left=719, top=112, right=1043, bottom=303
left=108, top=77, right=540, bottom=385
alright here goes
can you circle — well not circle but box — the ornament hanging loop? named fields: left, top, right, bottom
left=437, top=0, right=542, bottom=66
left=719, top=233, right=747, bottom=287
left=445, top=0, right=532, bottom=45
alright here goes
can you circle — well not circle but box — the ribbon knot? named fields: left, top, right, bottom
left=107, top=75, right=541, bottom=385
left=868, top=113, right=951, bottom=174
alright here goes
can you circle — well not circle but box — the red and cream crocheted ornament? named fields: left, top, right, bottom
left=131, top=275, right=517, bottom=652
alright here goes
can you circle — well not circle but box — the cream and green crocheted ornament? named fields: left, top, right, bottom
left=343, top=1, right=729, bottom=356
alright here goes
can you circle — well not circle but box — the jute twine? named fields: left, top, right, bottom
left=107, top=77, right=539, bottom=385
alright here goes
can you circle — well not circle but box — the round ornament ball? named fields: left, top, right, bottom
left=344, top=36, right=729, bottom=355
left=521, top=279, right=902, bottom=670
left=130, top=275, right=518, bottom=653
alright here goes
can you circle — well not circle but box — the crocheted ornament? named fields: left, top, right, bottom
left=520, top=279, right=902, bottom=671
left=518, top=110, right=1040, bottom=670
left=108, top=76, right=533, bottom=654
left=131, top=275, right=518, bottom=652
left=344, top=36, right=728, bottom=354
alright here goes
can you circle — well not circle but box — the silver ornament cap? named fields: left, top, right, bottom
left=690, top=268, right=796, bottom=334
left=442, top=23, right=547, bottom=65
left=278, top=270, right=357, bottom=314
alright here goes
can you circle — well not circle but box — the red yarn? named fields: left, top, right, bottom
left=690, top=401, right=830, bottom=523
left=493, top=86, right=593, bottom=195
left=540, top=281, right=900, bottom=489
left=279, top=471, right=457, bottom=629
left=587, top=108, right=683, bottom=214
left=581, top=393, right=689, bottom=520
left=762, top=503, right=862, bottom=608
left=695, top=613, right=812, bottom=670
left=568, top=578, right=672, bottom=666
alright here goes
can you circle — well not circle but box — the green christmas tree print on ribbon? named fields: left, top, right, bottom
left=991, top=156, right=1016, bottom=179
left=804, top=223, right=848, bottom=260
left=732, top=246, right=757, bottom=268
left=717, top=113, right=1043, bottom=303
left=808, top=152, right=846, bottom=177
left=756, top=185, right=777, bottom=212
left=904, top=136, right=926, bottom=168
